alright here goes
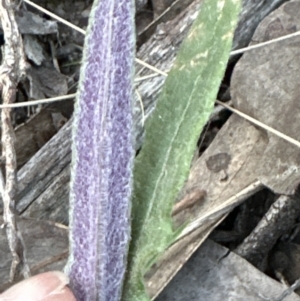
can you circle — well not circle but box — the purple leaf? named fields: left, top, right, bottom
left=65, top=1, right=135, bottom=301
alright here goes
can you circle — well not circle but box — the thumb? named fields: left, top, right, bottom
left=0, top=271, right=76, bottom=301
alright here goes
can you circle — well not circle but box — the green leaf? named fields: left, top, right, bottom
left=123, top=0, right=241, bottom=300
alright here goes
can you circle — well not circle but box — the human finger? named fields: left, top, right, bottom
left=0, top=271, right=76, bottom=301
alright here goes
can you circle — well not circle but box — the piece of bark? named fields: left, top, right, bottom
left=231, top=0, right=300, bottom=195
left=13, top=108, right=66, bottom=169
left=156, top=240, right=300, bottom=301
left=26, top=66, right=68, bottom=100
left=23, top=35, right=45, bottom=66
left=235, top=195, right=300, bottom=271
left=16, top=120, right=72, bottom=217
left=14, top=10, right=58, bottom=35
left=0, top=0, right=30, bottom=282
left=21, top=165, right=70, bottom=224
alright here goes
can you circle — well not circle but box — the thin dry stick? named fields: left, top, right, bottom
left=230, top=30, right=300, bottom=56
left=2, top=95, right=300, bottom=153
left=0, top=93, right=75, bottom=108
left=135, top=89, right=145, bottom=127
left=215, top=100, right=300, bottom=148
left=177, top=180, right=263, bottom=241
left=135, top=73, right=161, bottom=82
left=0, top=0, right=30, bottom=281
left=0, top=74, right=158, bottom=108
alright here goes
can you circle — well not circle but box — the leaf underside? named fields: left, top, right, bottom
left=66, top=1, right=135, bottom=301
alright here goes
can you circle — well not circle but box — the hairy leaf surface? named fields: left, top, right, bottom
left=66, top=1, right=135, bottom=301
left=123, top=0, right=241, bottom=300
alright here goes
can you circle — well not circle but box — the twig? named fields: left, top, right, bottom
left=135, top=89, right=145, bottom=127
left=230, top=30, right=300, bottom=56
left=216, top=100, right=300, bottom=148
left=235, top=195, right=300, bottom=270
left=0, top=93, right=75, bottom=108
left=171, top=189, right=207, bottom=216
left=0, top=0, right=30, bottom=281
left=177, top=180, right=263, bottom=241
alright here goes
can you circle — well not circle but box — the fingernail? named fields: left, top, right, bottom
left=0, top=271, right=76, bottom=301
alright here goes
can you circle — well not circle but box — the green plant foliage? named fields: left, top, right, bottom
left=122, top=0, right=241, bottom=300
